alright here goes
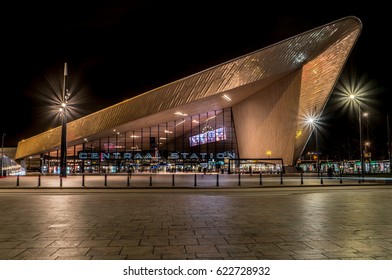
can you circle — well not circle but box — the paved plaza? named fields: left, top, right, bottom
left=0, top=182, right=392, bottom=260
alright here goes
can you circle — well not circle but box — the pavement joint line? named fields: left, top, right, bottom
left=0, top=184, right=391, bottom=194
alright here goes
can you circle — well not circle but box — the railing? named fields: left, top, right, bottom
left=0, top=172, right=391, bottom=189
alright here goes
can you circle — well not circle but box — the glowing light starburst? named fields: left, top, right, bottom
left=299, top=109, right=324, bottom=133
left=330, top=68, right=381, bottom=115
left=32, top=64, right=91, bottom=130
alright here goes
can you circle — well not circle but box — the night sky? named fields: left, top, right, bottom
left=1, top=2, right=390, bottom=161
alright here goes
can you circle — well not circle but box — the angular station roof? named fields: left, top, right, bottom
left=16, top=16, right=362, bottom=161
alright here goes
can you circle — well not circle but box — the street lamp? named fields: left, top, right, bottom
left=349, top=94, right=365, bottom=181
left=387, top=115, right=392, bottom=174
left=60, top=63, right=69, bottom=178
left=363, top=112, right=370, bottom=163
left=307, top=117, right=320, bottom=177
left=1, top=133, right=5, bottom=177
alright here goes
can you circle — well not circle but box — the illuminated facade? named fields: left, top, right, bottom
left=15, top=16, right=362, bottom=174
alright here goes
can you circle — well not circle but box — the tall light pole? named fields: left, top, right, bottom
left=363, top=112, right=369, bottom=141
left=60, top=63, right=69, bottom=177
left=358, top=105, right=365, bottom=179
left=387, top=115, right=392, bottom=174
left=307, top=116, right=320, bottom=177
left=349, top=94, right=364, bottom=181
left=1, top=133, right=5, bottom=177
left=315, top=124, right=320, bottom=177
left=363, top=112, right=370, bottom=163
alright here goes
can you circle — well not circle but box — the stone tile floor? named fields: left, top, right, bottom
left=0, top=185, right=392, bottom=260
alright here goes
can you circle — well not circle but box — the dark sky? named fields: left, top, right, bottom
left=1, top=2, right=390, bottom=160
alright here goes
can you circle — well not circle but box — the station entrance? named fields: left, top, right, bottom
left=228, top=158, right=284, bottom=174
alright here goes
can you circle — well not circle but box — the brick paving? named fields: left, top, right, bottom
left=0, top=185, right=392, bottom=260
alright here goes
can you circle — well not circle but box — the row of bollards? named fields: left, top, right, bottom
left=12, top=172, right=356, bottom=188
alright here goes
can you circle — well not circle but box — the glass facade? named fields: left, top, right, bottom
left=41, top=108, right=238, bottom=174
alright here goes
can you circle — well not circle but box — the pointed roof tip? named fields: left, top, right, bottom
left=340, top=15, right=362, bottom=23
left=333, top=15, right=363, bottom=38
left=334, top=15, right=363, bottom=28
left=304, top=15, right=363, bottom=36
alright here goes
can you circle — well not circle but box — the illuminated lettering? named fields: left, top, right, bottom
left=216, top=153, right=225, bottom=159
left=77, top=151, right=236, bottom=160
left=144, top=153, right=152, bottom=159
left=226, top=152, right=235, bottom=159
left=123, top=153, right=132, bottom=159
left=91, top=153, right=99, bottom=159
left=190, top=153, right=198, bottom=159
left=79, top=152, right=87, bottom=159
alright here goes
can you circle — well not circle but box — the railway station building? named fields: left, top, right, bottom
left=15, top=16, right=362, bottom=174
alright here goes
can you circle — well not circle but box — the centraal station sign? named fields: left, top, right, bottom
left=78, top=151, right=236, bottom=160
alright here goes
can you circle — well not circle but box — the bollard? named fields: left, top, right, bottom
left=320, top=172, right=323, bottom=185
left=16, top=175, right=19, bottom=186
left=194, top=174, right=197, bottom=187
left=259, top=172, right=262, bottom=186
left=104, top=174, right=107, bottom=186
left=127, top=174, right=130, bottom=187
left=150, top=175, right=152, bottom=186
left=172, top=173, right=175, bottom=187
left=339, top=172, right=342, bottom=184
left=300, top=172, right=303, bottom=185
left=238, top=173, right=241, bottom=186
left=280, top=171, right=283, bottom=185
left=60, top=176, right=62, bottom=187
left=216, top=173, right=219, bottom=187
left=38, top=174, right=41, bottom=187
left=82, top=174, right=85, bottom=187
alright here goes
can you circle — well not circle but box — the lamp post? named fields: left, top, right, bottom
left=363, top=112, right=370, bottom=163
left=307, top=117, right=320, bottom=177
left=349, top=94, right=364, bottom=181
left=363, top=112, right=369, bottom=141
left=315, top=125, right=320, bottom=177
left=358, top=106, right=365, bottom=180
left=387, top=115, right=392, bottom=174
left=60, top=63, right=69, bottom=178
left=1, top=133, right=5, bottom=177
